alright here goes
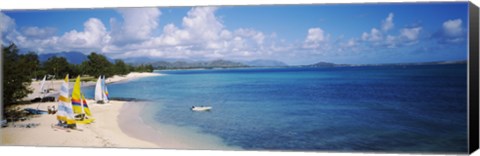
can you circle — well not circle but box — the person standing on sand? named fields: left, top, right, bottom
left=52, top=106, right=57, bottom=114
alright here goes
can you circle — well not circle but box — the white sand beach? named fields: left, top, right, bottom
left=1, top=100, right=158, bottom=148
left=23, top=72, right=163, bottom=101
left=1, top=72, right=165, bottom=148
left=1, top=72, right=236, bottom=149
left=105, top=72, right=164, bottom=84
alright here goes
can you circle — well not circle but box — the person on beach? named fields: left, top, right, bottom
left=51, top=106, right=57, bottom=114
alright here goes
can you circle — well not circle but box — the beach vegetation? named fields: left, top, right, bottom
left=2, top=43, right=35, bottom=106
left=133, top=64, right=154, bottom=73
left=83, top=52, right=114, bottom=78
left=113, top=59, right=130, bottom=75
left=43, top=56, right=70, bottom=79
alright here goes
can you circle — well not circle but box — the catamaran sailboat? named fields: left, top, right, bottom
left=95, top=76, right=109, bottom=104
left=72, top=76, right=94, bottom=124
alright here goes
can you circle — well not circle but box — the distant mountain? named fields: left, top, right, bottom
left=381, top=60, right=468, bottom=66
left=302, top=61, right=350, bottom=67
left=150, top=59, right=248, bottom=69
left=244, top=59, right=288, bottom=67
left=39, top=51, right=88, bottom=65
left=303, top=60, right=467, bottom=68
left=123, top=57, right=162, bottom=64
left=39, top=51, right=115, bottom=64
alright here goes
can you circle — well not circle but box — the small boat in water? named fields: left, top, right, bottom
left=191, top=106, right=212, bottom=111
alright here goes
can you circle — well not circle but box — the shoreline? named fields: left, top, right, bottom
left=117, top=102, right=239, bottom=150
left=1, top=100, right=158, bottom=148
left=23, top=72, right=163, bottom=101
left=2, top=100, right=237, bottom=149
left=1, top=72, right=164, bottom=147
left=2, top=71, right=237, bottom=149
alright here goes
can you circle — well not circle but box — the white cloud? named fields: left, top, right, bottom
left=361, top=28, right=382, bottom=42
left=305, top=28, right=326, bottom=42
left=220, top=30, right=232, bottom=39
left=234, top=28, right=265, bottom=45
left=433, top=19, right=465, bottom=44
left=109, top=8, right=161, bottom=45
left=21, top=26, right=56, bottom=39
left=356, top=12, right=423, bottom=49
left=58, top=18, right=107, bottom=49
left=400, top=27, right=422, bottom=41
left=381, top=13, right=394, bottom=31
left=303, top=27, right=329, bottom=49
left=11, top=18, right=108, bottom=53
left=346, top=38, right=356, bottom=47
left=1, top=7, right=290, bottom=61
left=5, top=8, right=455, bottom=65
left=182, top=7, right=223, bottom=41
left=232, top=36, right=245, bottom=50
left=0, top=12, right=15, bottom=33
left=144, top=7, right=225, bottom=50
left=0, top=12, right=22, bottom=44
left=385, top=35, right=396, bottom=48
left=103, top=7, right=279, bottom=60
left=442, top=19, right=463, bottom=37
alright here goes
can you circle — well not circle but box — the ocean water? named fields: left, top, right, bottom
left=84, top=64, right=468, bottom=153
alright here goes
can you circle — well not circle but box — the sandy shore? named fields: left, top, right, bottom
left=2, top=72, right=165, bottom=148
left=105, top=72, right=164, bottom=84
left=2, top=71, right=236, bottom=149
left=24, top=72, right=163, bottom=101
left=1, top=100, right=158, bottom=148
left=118, top=103, right=237, bottom=150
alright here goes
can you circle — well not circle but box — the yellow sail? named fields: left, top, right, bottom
left=72, top=76, right=83, bottom=114
left=75, top=93, right=95, bottom=124
left=56, top=75, right=76, bottom=125
left=81, top=94, right=92, bottom=117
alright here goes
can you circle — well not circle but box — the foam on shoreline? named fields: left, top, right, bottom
left=117, top=102, right=240, bottom=150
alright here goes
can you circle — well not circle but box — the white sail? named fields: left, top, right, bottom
left=94, top=76, right=103, bottom=102
left=36, top=75, right=48, bottom=109
left=57, top=75, right=76, bottom=125
left=39, top=75, right=46, bottom=94
left=102, top=75, right=109, bottom=103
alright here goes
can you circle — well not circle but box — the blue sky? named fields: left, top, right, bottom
left=0, top=2, right=469, bottom=65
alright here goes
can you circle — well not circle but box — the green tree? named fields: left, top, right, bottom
left=135, top=64, right=145, bottom=72
left=68, top=64, right=81, bottom=77
left=113, top=59, right=129, bottom=75
left=133, top=64, right=154, bottom=72
left=84, top=52, right=113, bottom=78
left=127, top=64, right=135, bottom=72
left=2, top=43, right=33, bottom=106
left=18, top=52, right=40, bottom=79
left=43, top=56, right=70, bottom=78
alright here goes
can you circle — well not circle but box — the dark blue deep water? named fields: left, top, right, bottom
left=85, top=64, right=468, bottom=153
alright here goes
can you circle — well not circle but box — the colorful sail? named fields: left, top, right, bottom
left=81, top=94, right=92, bottom=116
left=104, top=83, right=109, bottom=99
left=72, top=76, right=83, bottom=114
left=56, top=75, right=76, bottom=125
left=94, top=76, right=103, bottom=102
left=102, top=75, right=109, bottom=103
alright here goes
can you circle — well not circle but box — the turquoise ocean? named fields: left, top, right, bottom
left=84, top=64, right=467, bottom=153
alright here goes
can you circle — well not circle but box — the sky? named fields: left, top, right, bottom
left=0, top=2, right=469, bottom=65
